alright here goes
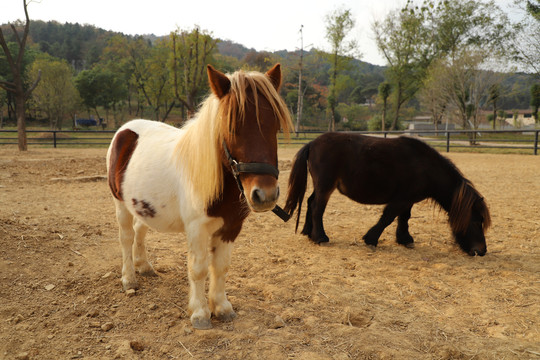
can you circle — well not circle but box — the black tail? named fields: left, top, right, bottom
left=284, top=143, right=310, bottom=232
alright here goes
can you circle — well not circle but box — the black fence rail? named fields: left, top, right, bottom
left=0, top=129, right=538, bottom=155
left=0, top=129, right=116, bottom=147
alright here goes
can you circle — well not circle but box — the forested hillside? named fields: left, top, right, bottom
left=1, top=15, right=537, bottom=131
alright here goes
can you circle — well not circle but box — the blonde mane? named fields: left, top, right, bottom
left=175, top=69, right=292, bottom=210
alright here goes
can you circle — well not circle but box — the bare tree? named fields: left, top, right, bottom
left=0, top=0, right=41, bottom=151
left=296, top=25, right=305, bottom=135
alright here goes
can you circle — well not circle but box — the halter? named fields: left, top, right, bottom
left=222, top=141, right=290, bottom=222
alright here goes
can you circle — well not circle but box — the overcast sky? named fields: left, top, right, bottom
left=1, top=0, right=518, bottom=67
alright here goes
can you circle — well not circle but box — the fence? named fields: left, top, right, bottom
left=0, top=128, right=538, bottom=155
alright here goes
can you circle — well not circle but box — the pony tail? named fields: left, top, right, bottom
left=449, top=180, right=490, bottom=234
left=284, top=143, right=310, bottom=232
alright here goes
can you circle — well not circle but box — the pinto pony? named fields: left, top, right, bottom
left=284, top=133, right=491, bottom=256
left=107, top=64, right=291, bottom=329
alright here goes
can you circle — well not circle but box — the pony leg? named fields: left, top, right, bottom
left=186, top=221, right=212, bottom=330
left=115, top=201, right=138, bottom=290
left=133, top=218, right=157, bottom=276
left=363, top=203, right=405, bottom=247
left=309, top=191, right=332, bottom=244
left=300, top=192, right=314, bottom=237
left=209, top=237, right=236, bottom=322
left=396, top=204, right=415, bottom=248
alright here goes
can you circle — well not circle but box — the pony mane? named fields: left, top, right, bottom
left=400, top=137, right=492, bottom=234
left=448, top=179, right=491, bottom=234
left=175, top=69, right=292, bottom=210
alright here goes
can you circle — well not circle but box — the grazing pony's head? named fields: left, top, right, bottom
left=448, top=180, right=491, bottom=256
left=176, top=64, right=292, bottom=211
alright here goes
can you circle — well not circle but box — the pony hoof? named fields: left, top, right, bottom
left=138, top=268, right=158, bottom=277
left=122, top=279, right=139, bottom=291
left=312, top=236, right=329, bottom=244
left=404, top=243, right=415, bottom=249
left=216, top=311, right=237, bottom=323
left=135, top=261, right=158, bottom=277
left=366, top=244, right=377, bottom=252
left=191, top=317, right=212, bottom=330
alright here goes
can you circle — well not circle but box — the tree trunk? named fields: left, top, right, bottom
left=389, top=82, right=403, bottom=131
left=492, top=105, right=497, bottom=130
left=16, top=95, right=27, bottom=151
left=381, top=99, right=387, bottom=132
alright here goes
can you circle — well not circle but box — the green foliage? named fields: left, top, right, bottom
left=30, top=54, right=80, bottom=129
left=169, top=26, right=218, bottom=116
left=378, top=82, right=391, bottom=100
left=75, top=66, right=127, bottom=117
left=368, top=114, right=394, bottom=131
left=527, top=0, right=540, bottom=20
left=28, top=20, right=125, bottom=70
left=324, top=7, right=359, bottom=130
left=336, top=103, right=370, bottom=122
left=2, top=10, right=537, bottom=132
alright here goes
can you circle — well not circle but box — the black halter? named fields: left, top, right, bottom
left=222, top=141, right=290, bottom=222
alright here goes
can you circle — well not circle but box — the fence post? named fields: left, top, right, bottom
left=534, top=130, right=539, bottom=155
left=446, top=132, right=450, bottom=153
left=53, top=131, right=57, bottom=148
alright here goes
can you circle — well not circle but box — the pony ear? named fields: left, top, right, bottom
left=207, top=65, right=231, bottom=99
left=266, top=63, right=281, bottom=91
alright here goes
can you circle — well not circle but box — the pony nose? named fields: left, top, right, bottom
left=251, top=186, right=280, bottom=207
left=469, top=245, right=487, bottom=256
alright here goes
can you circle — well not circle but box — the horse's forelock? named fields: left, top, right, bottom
left=449, top=180, right=489, bottom=234
left=221, top=70, right=292, bottom=142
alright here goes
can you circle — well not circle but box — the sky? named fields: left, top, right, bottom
left=1, top=0, right=519, bottom=67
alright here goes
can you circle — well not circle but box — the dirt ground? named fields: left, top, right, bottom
left=0, top=145, right=539, bottom=360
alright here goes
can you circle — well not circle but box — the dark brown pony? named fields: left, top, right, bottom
left=284, top=133, right=491, bottom=256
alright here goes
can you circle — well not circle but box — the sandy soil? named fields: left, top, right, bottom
left=0, top=146, right=539, bottom=360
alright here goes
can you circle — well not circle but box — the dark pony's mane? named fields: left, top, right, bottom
left=449, top=179, right=491, bottom=233
left=413, top=138, right=492, bottom=234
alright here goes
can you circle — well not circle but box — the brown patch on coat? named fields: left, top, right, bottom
left=108, top=129, right=138, bottom=200
left=132, top=198, right=157, bottom=218
left=207, top=169, right=249, bottom=242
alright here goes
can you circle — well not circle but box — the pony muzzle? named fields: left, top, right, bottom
left=248, top=184, right=280, bottom=212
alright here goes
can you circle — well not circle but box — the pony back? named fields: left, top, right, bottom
left=284, top=143, right=311, bottom=232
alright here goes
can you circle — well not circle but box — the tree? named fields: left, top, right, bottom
left=0, top=87, right=6, bottom=128
left=102, top=35, right=154, bottom=118
left=144, top=39, right=175, bottom=121
left=531, top=83, right=540, bottom=123
left=374, top=0, right=513, bottom=131
left=488, top=84, right=501, bottom=129
left=527, top=0, right=540, bottom=19
left=436, top=51, right=503, bottom=144
left=419, top=59, right=448, bottom=131
left=170, top=26, right=218, bottom=120
left=75, top=65, right=127, bottom=124
left=511, top=0, right=540, bottom=77
left=378, top=82, right=391, bottom=131
left=0, top=0, right=41, bottom=150
left=29, top=55, right=80, bottom=129
left=324, top=7, right=358, bottom=131
left=373, top=2, right=434, bottom=130
left=296, top=25, right=305, bottom=135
